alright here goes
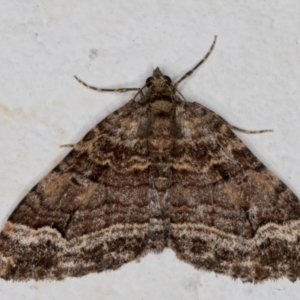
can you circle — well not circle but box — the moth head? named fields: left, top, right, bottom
left=145, top=67, right=172, bottom=88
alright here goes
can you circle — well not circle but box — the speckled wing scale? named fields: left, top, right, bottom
left=1, top=36, right=300, bottom=282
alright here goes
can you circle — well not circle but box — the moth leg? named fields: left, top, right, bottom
left=60, top=144, right=74, bottom=148
left=74, top=76, right=140, bottom=93
left=173, top=87, right=187, bottom=102
left=218, top=113, right=273, bottom=134
left=189, top=104, right=273, bottom=134
left=138, top=89, right=144, bottom=97
left=229, top=125, right=273, bottom=134
left=132, top=85, right=147, bottom=101
left=174, top=35, right=217, bottom=89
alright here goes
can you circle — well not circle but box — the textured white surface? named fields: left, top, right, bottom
left=0, top=0, right=300, bottom=299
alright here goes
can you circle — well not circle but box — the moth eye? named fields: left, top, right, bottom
left=164, top=76, right=172, bottom=84
left=145, top=77, right=153, bottom=87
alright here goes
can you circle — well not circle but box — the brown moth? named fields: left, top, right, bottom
left=1, top=36, right=300, bottom=282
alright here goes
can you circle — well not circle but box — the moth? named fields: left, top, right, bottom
left=1, top=36, right=300, bottom=282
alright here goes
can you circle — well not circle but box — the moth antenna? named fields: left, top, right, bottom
left=74, top=75, right=140, bottom=93
left=174, top=35, right=217, bottom=89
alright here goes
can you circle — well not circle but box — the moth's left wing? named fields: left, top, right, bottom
left=0, top=100, right=151, bottom=281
